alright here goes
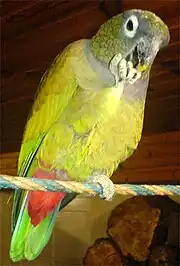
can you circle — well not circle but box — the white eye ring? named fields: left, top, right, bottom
left=124, top=15, right=139, bottom=38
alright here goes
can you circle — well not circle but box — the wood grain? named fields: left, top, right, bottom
left=0, top=132, right=179, bottom=184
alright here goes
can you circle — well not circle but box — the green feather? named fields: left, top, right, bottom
left=24, top=204, right=60, bottom=260
left=10, top=41, right=81, bottom=261
left=10, top=194, right=30, bottom=261
left=11, top=136, right=45, bottom=232
left=10, top=194, right=61, bottom=261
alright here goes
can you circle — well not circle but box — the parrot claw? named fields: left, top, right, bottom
left=87, top=175, right=115, bottom=201
left=109, top=53, right=141, bottom=86
left=124, top=60, right=142, bottom=84
left=109, top=53, right=122, bottom=86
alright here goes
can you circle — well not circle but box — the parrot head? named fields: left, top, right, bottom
left=91, top=9, right=170, bottom=77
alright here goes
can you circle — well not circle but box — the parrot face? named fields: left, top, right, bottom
left=91, top=9, right=170, bottom=79
left=122, top=10, right=170, bottom=66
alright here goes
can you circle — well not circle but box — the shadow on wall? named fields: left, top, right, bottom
left=0, top=192, right=130, bottom=266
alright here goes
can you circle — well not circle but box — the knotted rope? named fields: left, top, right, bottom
left=0, top=174, right=179, bottom=197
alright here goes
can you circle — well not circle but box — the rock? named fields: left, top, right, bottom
left=83, top=238, right=125, bottom=266
left=107, top=196, right=160, bottom=261
left=148, top=245, right=179, bottom=266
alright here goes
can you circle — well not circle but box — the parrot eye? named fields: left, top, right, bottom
left=127, top=20, right=133, bottom=31
left=124, top=15, right=139, bottom=38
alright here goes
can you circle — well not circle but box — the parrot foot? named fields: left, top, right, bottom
left=109, top=53, right=122, bottom=86
left=87, top=175, right=115, bottom=201
left=109, top=53, right=141, bottom=86
left=122, top=60, right=142, bottom=84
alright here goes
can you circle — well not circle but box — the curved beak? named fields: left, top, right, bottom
left=160, top=28, right=170, bottom=49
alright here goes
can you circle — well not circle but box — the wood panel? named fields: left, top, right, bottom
left=1, top=132, right=179, bottom=184
left=1, top=0, right=179, bottom=152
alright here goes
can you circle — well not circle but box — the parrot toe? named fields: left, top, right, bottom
left=118, top=57, right=141, bottom=84
left=109, top=53, right=122, bottom=86
left=109, top=53, right=142, bottom=87
left=118, top=58, right=127, bottom=79
left=87, top=175, right=115, bottom=201
left=127, top=66, right=141, bottom=84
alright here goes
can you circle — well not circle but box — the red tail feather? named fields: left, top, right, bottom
left=28, top=168, right=66, bottom=226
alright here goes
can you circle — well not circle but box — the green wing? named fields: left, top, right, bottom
left=10, top=40, right=86, bottom=261
left=18, top=42, right=80, bottom=176
left=12, top=40, right=84, bottom=230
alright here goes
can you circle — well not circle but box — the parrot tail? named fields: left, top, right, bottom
left=10, top=168, right=77, bottom=262
left=10, top=190, right=66, bottom=262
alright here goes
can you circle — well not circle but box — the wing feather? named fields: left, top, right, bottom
left=18, top=41, right=82, bottom=175
left=12, top=40, right=84, bottom=229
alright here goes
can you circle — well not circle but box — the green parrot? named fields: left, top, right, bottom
left=10, top=9, right=170, bottom=262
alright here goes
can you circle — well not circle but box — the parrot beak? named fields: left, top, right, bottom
left=125, top=38, right=153, bottom=74
left=159, top=28, right=170, bottom=49
left=126, top=26, right=170, bottom=75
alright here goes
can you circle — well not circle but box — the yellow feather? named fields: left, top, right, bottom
left=18, top=40, right=84, bottom=173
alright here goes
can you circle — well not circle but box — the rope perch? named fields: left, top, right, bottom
left=0, top=174, right=180, bottom=197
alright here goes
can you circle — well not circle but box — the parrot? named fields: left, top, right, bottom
left=9, top=9, right=170, bottom=262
